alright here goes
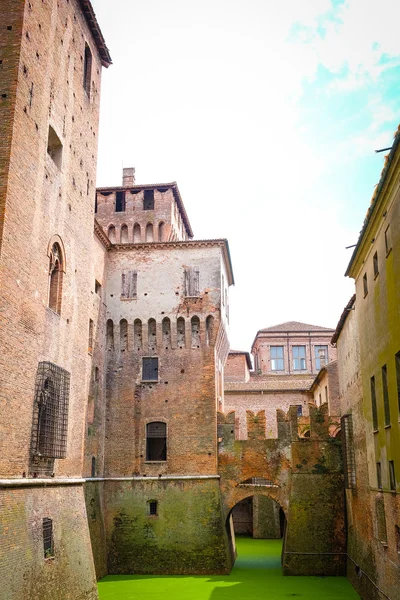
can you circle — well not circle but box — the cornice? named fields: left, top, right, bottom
left=94, top=219, right=111, bottom=249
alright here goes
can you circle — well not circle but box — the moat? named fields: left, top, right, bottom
left=98, top=537, right=360, bottom=600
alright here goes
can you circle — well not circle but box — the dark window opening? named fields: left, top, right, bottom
left=31, top=362, right=70, bottom=461
left=143, top=189, right=154, bottom=210
left=389, top=460, right=396, bottom=491
left=91, top=456, right=96, bottom=477
left=83, top=43, right=92, bottom=97
left=371, top=376, right=378, bottom=430
left=363, top=272, right=368, bottom=297
left=142, top=357, right=158, bottom=381
left=395, top=525, right=400, bottom=553
left=88, top=319, right=94, bottom=354
left=116, top=190, right=126, bottom=212
left=373, top=252, right=379, bottom=277
left=377, top=462, right=382, bottom=489
left=297, top=405, right=302, bottom=417
left=94, top=195, right=98, bottom=213
left=146, top=422, right=166, bottom=461
left=43, top=518, right=54, bottom=558
left=385, top=224, right=392, bottom=255
left=47, top=125, right=63, bottom=169
left=382, top=365, right=390, bottom=426
left=95, top=280, right=101, bottom=295
left=395, top=352, right=400, bottom=412
left=341, top=414, right=356, bottom=489
left=149, top=500, right=158, bottom=516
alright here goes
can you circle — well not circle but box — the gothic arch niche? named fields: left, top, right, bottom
left=120, top=224, right=129, bottom=243
left=148, top=318, right=156, bottom=351
left=191, top=316, right=200, bottom=348
left=133, top=223, right=141, bottom=243
left=145, top=223, right=154, bottom=242
left=107, top=225, right=116, bottom=243
left=120, top=319, right=128, bottom=351
left=177, top=317, right=185, bottom=348
left=47, top=237, right=66, bottom=315
left=206, top=315, right=215, bottom=346
left=158, top=221, right=166, bottom=241
left=162, top=317, right=171, bottom=348
left=134, top=319, right=142, bottom=350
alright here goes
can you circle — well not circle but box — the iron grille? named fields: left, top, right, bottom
left=149, top=501, right=158, bottom=515
left=147, top=422, right=166, bottom=438
left=43, top=517, right=54, bottom=557
left=341, top=414, right=356, bottom=489
left=31, top=362, right=70, bottom=459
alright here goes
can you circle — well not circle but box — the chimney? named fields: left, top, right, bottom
left=122, top=167, right=135, bottom=187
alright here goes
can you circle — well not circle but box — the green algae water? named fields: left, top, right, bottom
left=98, top=537, right=360, bottom=600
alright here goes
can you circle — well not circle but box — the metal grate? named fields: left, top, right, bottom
left=31, top=362, right=70, bottom=459
left=147, top=422, right=166, bottom=438
left=149, top=501, right=158, bottom=516
left=43, top=518, right=54, bottom=557
left=341, top=414, right=356, bottom=489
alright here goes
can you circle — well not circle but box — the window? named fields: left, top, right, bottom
left=91, top=456, right=96, bottom=477
left=395, top=352, right=400, bottom=412
left=341, top=414, right=356, bottom=489
left=270, top=346, right=284, bottom=370
left=314, top=345, right=328, bottom=370
left=31, top=362, right=70, bottom=461
left=47, top=125, right=62, bottom=169
left=95, top=280, right=101, bottom=295
left=385, top=224, right=392, bottom=255
left=377, top=462, right=382, bottom=489
left=43, top=518, right=54, bottom=558
left=121, top=270, right=137, bottom=299
left=115, top=191, right=126, bottom=212
left=325, top=385, right=328, bottom=404
left=148, top=500, right=158, bottom=516
left=142, top=357, right=158, bottom=381
left=83, top=43, right=92, bottom=97
left=371, top=376, right=378, bottom=430
left=292, top=346, right=306, bottom=370
left=143, top=189, right=154, bottom=210
left=363, top=273, right=368, bottom=297
left=389, top=461, right=396, bottom=491
left=382, top=365, right=390, bottom=426
left=297, top=405, right=302, bottom=417
left=184, top=267, right=200, bottom=297
left=373, top=252, right=379, bottom=278
left=375, top=494, right=387, bottom=543
left=48, top=243, right=63, bottom=314
left=146, top=422, right=166, bottom=461
left=88, top=319, right=94, bottom=354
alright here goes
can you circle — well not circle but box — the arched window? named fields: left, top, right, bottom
left=158, top=221, right=166, bottom=242
left=91, top=456, right=96, bottom=477
left=146, top=422, right=167, bottom=461
left=145, top=223, right=154, bottom=242
left=162, top=317, right=171, bottom=348
left=107, top=225, right=116, bottom=243
left=133, top=223, right=141, bottom=243
left=177, top=317, right=185, bottom=349
left=120, top=319, right=128, bottom=351
left=106, top=319, right=114, bottom=350
left=191, top=316, right=200, bottom=348
left=120, top=224, right=129, bottom=243
left=148, top=318, right=156, bottom=351
left=134, top=319, right=142, bottom=350
left=48, top=243, right=63, bottom=314
left=206, top=315, right=214, bottom=346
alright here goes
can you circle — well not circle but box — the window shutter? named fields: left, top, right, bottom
left=128, top=271, right=137, bottom=298
left=192, top=268, right=200, bottom=296
left=121, top=272, right=127, bottom=298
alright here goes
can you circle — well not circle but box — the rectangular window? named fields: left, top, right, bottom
left=296, top=405, right=302, bottom=417
left=83, top=44, right=92, bottom=97
left=385, top=224, right=392, bottom=255
left=389, top=461, right=396, bottom=491
left=142, top=357, right=158, bottom=381
left=149, top=500, right=158, bottom=516
left=342, top=414, right=356, bottom=489
left=270, top=346, right=284, bottom=371
left=325, top=385, right=328, bottom=404
left=88, top=319, right=94, bottom=354
left=146, top=422, right=166, bottom=461
left=382, top=365, right=390, bottom=426
left=363, top=273, right=368, bottom=297
left=95, top=280, right=101, bottom=295
left=47, top=125, right=63, bottom=169
left=292, top=346, right=306, bottom=370
left=121, top=270, right=137, bottom=299
left=371, top=376, right=378, bottom=430
left=143, top=189, right=154, bottom=210
left=314, top=345, right=328, bottom=370
left=31, top=362, right=70, bottom=460
left=377, top=462, right=382, bottom=489
left=395, top=352, right=400, bottom=412
left=43, top=518, right=54, bottom=558
left=373, top=252, right=379, bottom=278
left=184, top=267, right=200, bottom=297
left=115, top=191, right=126, bottom=212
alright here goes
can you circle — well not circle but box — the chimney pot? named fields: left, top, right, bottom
left=122, top=167, right=135, bottom=187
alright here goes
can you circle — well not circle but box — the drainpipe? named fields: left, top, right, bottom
left=309, top=333, right=313, bottom=373
left=287, top=333, right=290, bottom=374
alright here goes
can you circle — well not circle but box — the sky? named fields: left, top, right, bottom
left=91, top=0, right=400, bottom=353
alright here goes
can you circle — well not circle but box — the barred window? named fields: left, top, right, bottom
left=148, top=500, right=158, bottom=516
left=341, top=414, right=356, bottom=489
left=43, top=518, right=54, bottom=558
left=184, top=267, right=200, bottom=297
left=146, top=422, right=166, bottom=461
left=31, top=362, right=70, bottom=460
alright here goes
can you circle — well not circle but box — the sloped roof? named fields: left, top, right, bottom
left=79, top=0, right=112, bottom=66
left=258, top=321, right=334, bottom=333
